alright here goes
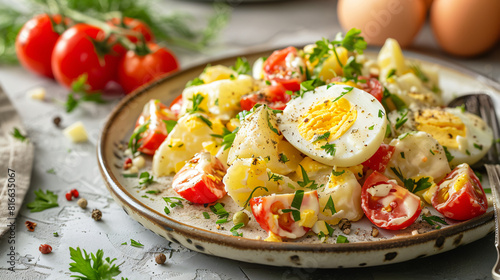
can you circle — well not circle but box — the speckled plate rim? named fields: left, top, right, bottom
left=97, top=47, right=499, bottom=268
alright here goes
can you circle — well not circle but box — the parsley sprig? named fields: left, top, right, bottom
left=11, top=127, right=28, bottom=142
left=297, top=165, right=322, bottom=190
left=231, top=57, right=251, bottom=75
left=65, top=74, right=106, bottom=113
left=26, top=189, right=59, bottom=212
left=390, top=167, right=433, bottom=194
left=69, top=247, right=125, bottom=280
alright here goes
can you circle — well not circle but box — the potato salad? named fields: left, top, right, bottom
left=126, top=29, right=493, bottom=242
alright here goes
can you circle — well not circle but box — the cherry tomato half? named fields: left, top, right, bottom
left=240, top=83, right=291, bottom=111
left=51, top=23, right=121, bottom=91
left=263, top=46, right=306, bottom=92
left=362, top=143, right=395, bottom=173
left=250, top=190, right=319, bottom=239
left=432, top=163, right=487, bottom=221
left=118, top=43, right=179, bottom=94
left=172, top=152, right=227, bottom=204
left=361, top=171, right=422, bottom=230
left=135, top=99, right=176, bottom=155
left=15, top=14, right=67, bottom=78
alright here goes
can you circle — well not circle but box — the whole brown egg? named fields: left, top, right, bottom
left=430, top=0, right=500, bottom=57
left=337, top=0, right=428, bottom=48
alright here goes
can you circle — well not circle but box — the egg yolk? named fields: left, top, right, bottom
left=414, top=109, right=466, bottom=149
left=298, top=97, right=357, bottom=145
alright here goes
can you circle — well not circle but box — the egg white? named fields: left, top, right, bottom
left=278, top=84, right=387, bottom=167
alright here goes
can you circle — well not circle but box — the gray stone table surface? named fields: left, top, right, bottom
left=0, top=0, right=499, bottom=279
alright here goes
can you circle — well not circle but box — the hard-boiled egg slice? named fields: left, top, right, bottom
left=413, top=107, right=493, bottom=167
left=278, top=84, right=387, bottom=167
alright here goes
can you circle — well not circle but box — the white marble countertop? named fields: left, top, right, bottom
left=1, top=0, right=499, bottom=279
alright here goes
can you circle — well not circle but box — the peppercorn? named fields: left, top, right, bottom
left=155, top=253, right=166, bottom=264
left=25, top=220, right=37, bottom=232
left=39, top=244, right=52, bottom=254
left=77, top=198, right=88, bottom=209
left=232, top=211, right=249, bottom=226
left=92, top=209, right=102, bottom=221
left=53, top=116, right=62, bottom=128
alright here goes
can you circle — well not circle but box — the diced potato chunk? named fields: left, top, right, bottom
left=63, top=121, right=88, bottom=143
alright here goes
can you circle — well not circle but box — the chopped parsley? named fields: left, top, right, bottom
left=210, top=203, right=230, bottom=223
left=230, top=223, right=245, bottom=237
left=368, top=125, right=375, bottom=130
left=145, top=190, right=161, bottom=195
left=11, top=127, right=28, bottom=142
left=163, top=197, right=185, bottom=214
left=391, top=167, right=433, bottom=193
left=203, top=212, right=210, bottom=219
left=337, top=235, right=349, bottom=243
left=197, top=115, right=213, bottom=128
left=69, top=247, right=124, bottom=280
left=211, top=127, right=238, bottom=150
left=130, top=239, right=144, bottom=248
left=296, top=78, right=325, bottom=98
left=473, top=143, right=483, bottom=150
left=332, top=86, right=354, bottom=102
left=65, top=74, right=106, bottom=113
left=267, top=172, right=283, bottom=182
left=128, top=121, right=150, bottom=155
left=46, top=168, right=56, bottom=174
left=410, top=63, right=429, bottom=83
left=279, top=153, right=290, bottom=163
left=313, top=132, right=331, bottom=143
left=139, top=172, right=154, bottom=186
left=394, top=110, right=408, bottom=130
left=242, top=186, right=269, bottom=208
left=386, top=68, right=396, bottom=79
left=282, top=190, right=304, bottom=222
left=323, top=196, right=337, bottom=215
left=163, top=120, right=177, bottom=134
left=186, top=93, right=205, bottom=114
left=400, top=152, right=405, bottom=159
left=26, top=189, right=59, bottom=212
left=443, top=146, right=454, bottom=162
left=297, top=165, right=321, bottom=190
left=320, top=143, right=336, bottom=156
left=231, top=57, right=251, bottom=75
left=185, top=77, right=205, bottom=87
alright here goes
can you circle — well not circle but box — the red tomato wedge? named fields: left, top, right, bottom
left=172, top=152, right=227, bottom=204
left=240, top=83, right=291, bottom=111
left=432, top=163, right=487, bottom=221
left=250, top=190, right=319, bottom=239
left=263, top=46, right=305, bottom=92
left=135, top=99, right=175, bottom=155
left=361, top=171, right=422, bottom=230
left=362, top=143, right=395, bottom=173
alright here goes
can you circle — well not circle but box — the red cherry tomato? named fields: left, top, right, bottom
left=135, top=99, right=176, bottom=155
left=358, top=76, right=384, bottom=102
left=172, top=152, right=227, bottom=204
left=432, top=163, right=487, bottom=221
left=240, top=83, right=291, bottom=111
left=263, top=46, right=305, bottom=92
left=39, top=244, right=52, bottom=254
left=362, top=144, right=395, bottom=173
left=118, top=43, right=179, bottom=94
left=15, top=14, right=67, bottom=78
left=250, top=190, right=319, bottom=239
left=51, top=23, right=121, bottom=91
left=361, top=171, right=422, bottom=230
left=169, top=94, right=183, bottom=118
left=107, top=17, right=155, bottom=43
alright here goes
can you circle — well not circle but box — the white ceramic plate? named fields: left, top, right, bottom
left=97, top=49, right=499, bottom=268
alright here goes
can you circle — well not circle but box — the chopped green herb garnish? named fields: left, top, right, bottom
left=410, top=63, right=429, bottom=83
left=69, top=247, right=123, bottom=279
left=197, top=115, right=213, bottom=128
left=297, top=165, right=320, bottom=190
left=122, top=173, right=138, bottom=178
left=279, top=153, right=290, bottom=163
left=163, top=120, right=177, bottom=134
left=53, top=232, right=59, bottom=237
left=378, top=109, right=385, bottom=118
left=337, top=235, right=349, bottom=243
left=368, top=125, right=375, bottom=130
left=386, top=68, right=396, bottom=79
left=242, top=186, right=269, bottom=208
left=128, top=120, right=150, bottom=155
left=46, top=168, right=56, bottom=174
left=333, top=87, right=354, bottom=103
left=281, top=208, right=301, bottom=221
left=163, top=197, right=185, bottom=214
left=395, top=110, right=408, bottom=130
left=186, top=77, right=205, bottom=87
left=139, top=172, right=154, bottom=186
left=210, top=203, right=229, bottom=219
left=323, top=196, right=337, bottom=215
left=267, top=172, right=283, bottom=182
left=145, top=190, right=161, bottom=195
left=26, top=189, right=59, bottom=212
left=391, top=167, right=433, bottom=194
left=421, top=215, right=448, bottom=227
left=203, top=212, right=210, bottom=219
left=320, top=143, right=336, bottom=156
left=331, top=169, right=345, bottom=176
left=313, top=132, right=330, bottom=143
left=231, top=57, right=251, bottom=75
left=473, top=143, right=483, bottom=150
left=291, top=190, right=304, bottom=210
left=400, top=152, right=405, bottom=159
left=187, top=93, right=205, bottom=114
left=216, top=218, right=228, bottom=224
left=443, top=146, right=454, bottom=162
left=429, top=149, right=435, bottom=155
left=11, top=127, right=28, bottom=142
left=65, top=74, right=106, bottom=113
left=130, top=239, right=144, bottom=248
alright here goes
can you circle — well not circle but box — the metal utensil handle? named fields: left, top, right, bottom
left=486, top=164, right=500, bottom=279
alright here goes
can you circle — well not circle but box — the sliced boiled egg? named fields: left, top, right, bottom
left=413, top=107, right=493, bottom=167
left=278, top=84, right=387, bottom=167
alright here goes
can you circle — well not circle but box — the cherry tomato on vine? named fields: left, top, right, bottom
left=118, top=42, right=179, bottom=94
left=107, top=17, right=155, bottom=43
left=361, top=171, right=422, bottom=230
left=172, top=152, right=227, bottom=204
left=51, top=23, right=121, bottom=91
left=432, top=163, right=487, bottom=221
left=15, top=14, right=67, bottom=78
